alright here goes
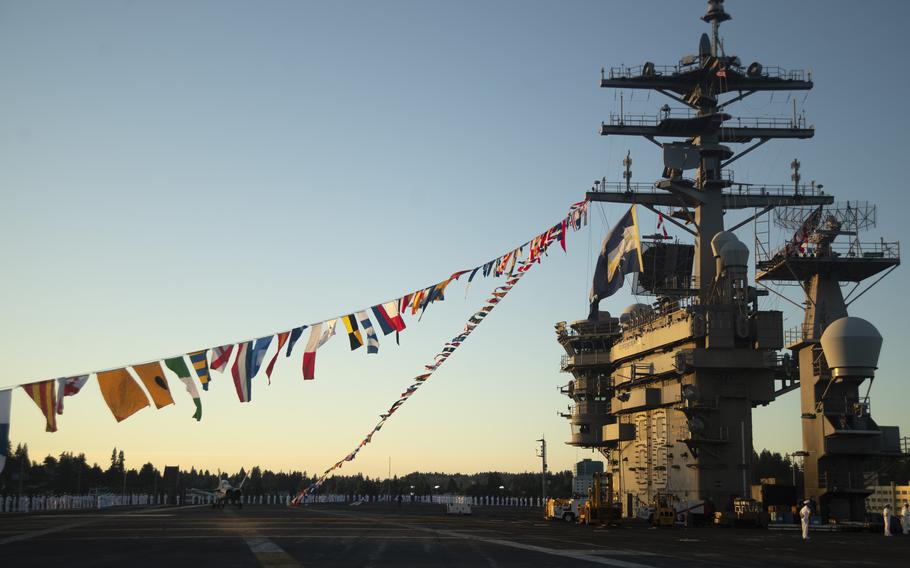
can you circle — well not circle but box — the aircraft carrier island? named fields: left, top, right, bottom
left=557, top=0, right=902, bottom=524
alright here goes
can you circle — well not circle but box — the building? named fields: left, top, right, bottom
left=572, top=459, right=604, bottom=498
left=866, top=484, right=910, bottom=512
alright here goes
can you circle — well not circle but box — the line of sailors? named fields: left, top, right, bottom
left=799, top=500, right=910, bottom=540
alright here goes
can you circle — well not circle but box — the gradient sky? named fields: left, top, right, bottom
left=2, top=0, right=908, bottom=479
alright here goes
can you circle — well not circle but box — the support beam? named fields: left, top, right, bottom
left=845, top=265, right=899, bottom=307
left=586, top=191, right=679, bottom=207
left=641, top=204, right=697, bottom=237
left=656, top=88, right=696, bottom=109
left=718, top=90, right=757, bottom=110
left=721, top=138, right=768, bottom=169
left=727, top=205, right=774, bottom=233
left=755, top=281, right=804, bottom=310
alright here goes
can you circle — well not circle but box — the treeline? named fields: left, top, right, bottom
left=0, top=441, right=572, bottom=498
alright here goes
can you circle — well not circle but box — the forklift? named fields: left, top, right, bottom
left=650, top=492, right=676, bottom=527
left=579, top=472, right=622, bottom=526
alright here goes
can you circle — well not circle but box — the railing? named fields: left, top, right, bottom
left=784, top=323, right=814, bottom=345
left=0, top=493, right=158, bottom=513
left=603, top=113, right=809, bottom=130
left=725, top=182, right=828, bottom=197
left=606, top=64, right=808, bottom=82
left=769, top=240, right=900, bottom=263
left=561, top=352, right=613, bottom=370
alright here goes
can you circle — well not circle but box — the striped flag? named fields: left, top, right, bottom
left=231, top=341, right=254, bottom=403
left=0, top=390, right=9, bottom=475
left=399, top=294, right=413, bottom=315
left=302, top=320, right=336, bottom=380
left=23, top=380, right=58, bottom=432
left=265, top=331, right=290, bottom=381
left=164, top=356, right=203, bottom=421
left=341, top=314, right=363, bottom=351
left=188, top=351, right=212, bottom=390
left=210, top=345, right=234, bottom=373
left=356, top=310, right=379, bottom=354
left=249, top=336, right=273, bottom=378
left=286, top=326, right=307, bottom=357
left=55, top=375, right=89, bottom=415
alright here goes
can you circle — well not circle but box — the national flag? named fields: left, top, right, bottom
left=164, top=356, right=203, bottom=420
left=55, top=375, right=89, bottom=415
left=286, top=325, right=307, bottom=357
left=371, top=304, right=396, bottom=335
left=249, top=335, right=273, bottom=378
left=131, top=362, right=175, bottom=409
left=589, top=205, right=644, bottom=318
left=97, top=369, right=150, bottom=423
left=559, top=219, right=567, bottom=251
left=188, top=350, right=212, bottom=391
left=210, top=345, right=234, bottom=373
left=231, top=341, right=254, bottom=403
left=302, top=320, right=336, bottom=380
left=356, top=311, right=379, bottom=354
left=265, top=331, right=290, bottom=381
left=341, top=314, right=364, bottom=351
left=0, top=390, right=10, bottom=475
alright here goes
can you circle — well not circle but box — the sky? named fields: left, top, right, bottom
left=2, top=0, right=909, bottom=480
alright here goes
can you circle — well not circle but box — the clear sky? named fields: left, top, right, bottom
left=2, top=0, right=908, bottom=479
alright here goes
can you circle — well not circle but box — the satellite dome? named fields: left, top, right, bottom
left=719, top=238, right=749, bottom=268
left=710, top=231, right=736, bottom=258
left=820, top=317, right=883, bottom=378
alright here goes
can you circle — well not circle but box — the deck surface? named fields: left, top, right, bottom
left=1, top=503, right=907, bottom=567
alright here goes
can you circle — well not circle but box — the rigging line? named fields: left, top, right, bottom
left=5, top=205, right=583, bottom=391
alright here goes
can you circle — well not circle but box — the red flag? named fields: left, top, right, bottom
left=23, top=380, right=58, bottom=432
left=265, top=331, right=291, bottom=382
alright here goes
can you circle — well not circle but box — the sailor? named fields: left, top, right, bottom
left=902, top=502, right=910, bottom=535
left=799, top=499, right=812, bottom=540
left=883, top=503, right=893, bottom=536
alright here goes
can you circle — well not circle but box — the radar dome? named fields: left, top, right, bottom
left=719, top=238, right=749, bottom=268
left=710, top=231, right=736, bottom=258
left=820, top=317, right=883, bottom=378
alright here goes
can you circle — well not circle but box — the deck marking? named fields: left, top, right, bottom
left=0, top=505, right=203, bottom=546
left=297, top=508, right=656, bottom=568
left=244, top=535, right=300, bottom=567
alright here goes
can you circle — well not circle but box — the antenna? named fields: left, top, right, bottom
left=623, top=151, right=633, bottom=193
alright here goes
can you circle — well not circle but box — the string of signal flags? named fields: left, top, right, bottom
left=0, top=199, right=590, bottom=478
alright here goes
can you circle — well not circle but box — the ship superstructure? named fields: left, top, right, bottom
left=557, top=0, right=901, bottom=521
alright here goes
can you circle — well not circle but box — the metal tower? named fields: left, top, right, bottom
left=555, top=0, right=879, bottom=517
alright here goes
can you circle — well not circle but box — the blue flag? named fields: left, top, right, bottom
left=249, top=335, right=273, bottom=378
left=589, top=205, right=643, bottom=318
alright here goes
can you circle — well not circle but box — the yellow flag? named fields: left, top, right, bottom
left=97, top=368, right=150, bottom=422
left=131, top=362, right=175, bottom=409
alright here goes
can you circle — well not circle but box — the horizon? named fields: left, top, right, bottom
left=3, top=0, right=909, bottom=479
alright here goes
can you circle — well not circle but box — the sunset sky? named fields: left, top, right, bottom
left=2, top=0, right=908, bottom=479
